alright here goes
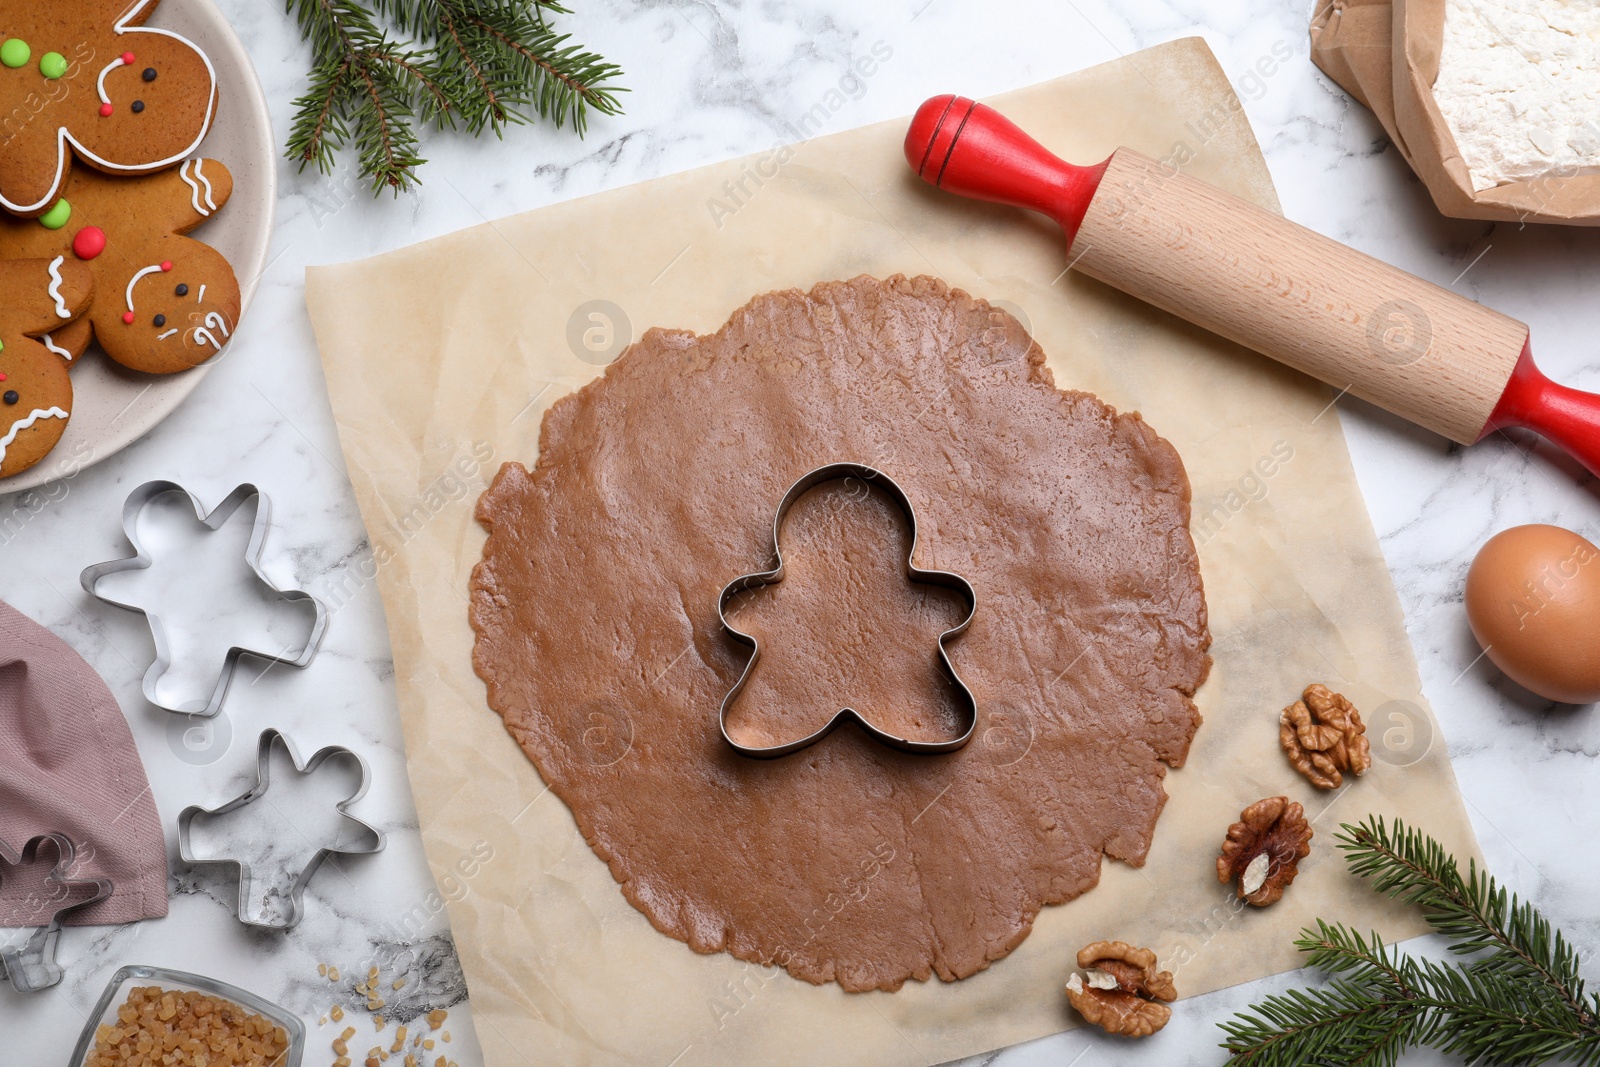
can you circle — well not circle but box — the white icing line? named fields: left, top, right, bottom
left=96, top=56, right=127, bottom=106
left=205, top=311, right=230, bottom=338
left=179, top=160, right=209, bottom=217
left=47, top=256, right=70, bottom=318
left=192, top=159, right=217, bottom=211
left=0, top=0, right=219, bottom=214
left=125, top=263, right=164, bottom=312
left=41, top=333, right=72, bottom=361
left=197, top=284, right=206, bottom=303
left=155, top=328, right=178, bottom=340
left=0, top=407, right=70, bottom=467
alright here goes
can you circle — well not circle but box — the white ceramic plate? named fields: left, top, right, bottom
left=0, top=0, right=275, bottom=495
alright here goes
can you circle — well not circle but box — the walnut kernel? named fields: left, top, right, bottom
left=1240, top=851, right=1271, bottom=897
left=1216, top=796, right=1313, bottom=906
left=1280, top=684, right=1371, bottom=789
left=1064, top=940, right=1176, bottom=1037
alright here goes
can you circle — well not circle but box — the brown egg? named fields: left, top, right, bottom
left=1465, top=524, right=1600, bottom=704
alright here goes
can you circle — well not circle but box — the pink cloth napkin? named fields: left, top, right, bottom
left=0, top=600, right=167, bottom=925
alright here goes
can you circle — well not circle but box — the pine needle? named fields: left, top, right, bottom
left=1218, top=816, right=1600, bottom=1066
left=284, top=0, right=625, bottom=193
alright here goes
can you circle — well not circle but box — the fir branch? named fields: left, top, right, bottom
left=287, top=56, right=351, bottom=176
left=370, top=46, right=454, bottom=123
left=1218, top=981, right=1426, bottom=1067
left=1219, top=816, right=1600, bottom=1067
left=466, top=15, right=625, bottom=133
left=370, top=0, right=626, bottom=134
left=285, top=0, right=432, bottom=192
left=348, top=50, right=425, bottom=195
left=436, top=4, right=505, bottom=128
left=1416, top=959, right=1600, bottom=1066
left=1342, top=816, right=1594, bottom=1025
left=284, top=0, right=624, bottom=193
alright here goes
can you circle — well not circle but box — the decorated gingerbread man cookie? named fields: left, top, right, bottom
left=0, top=0, right=217, bottom=217
left=0, top=156, right=239, bottom=374
left=0, top=256, right=92, bottom=477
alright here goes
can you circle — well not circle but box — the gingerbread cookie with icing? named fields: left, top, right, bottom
left=0, top=156, right=238, bottom=374
left=37, top=311, right=89, bottom=366
left=0, top=256, right=92, bottom=477
left=0, top=0, right=218, bottom=217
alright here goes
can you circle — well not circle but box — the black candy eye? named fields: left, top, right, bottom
left=142, top=67, right=156, bottom=82
left=175, top=283, right=189, bottom=296
left=3, top=391, right=18, bottom=405
left=153, top=314, right=166, bottom=327
left=131, top=100, right=145, bottom=113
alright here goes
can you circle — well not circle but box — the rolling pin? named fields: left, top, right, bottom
left=904, top=95, right=1600, bottom=477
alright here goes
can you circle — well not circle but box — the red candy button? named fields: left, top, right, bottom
left=122, top=312, right=135, bottom=324
left=121, top=51, right=134, bottom=64
left=72, top=225, right=106, bottom=260
left=160, top=260, right=172, bottom=271
left=99, top=103, right=113, bottom=117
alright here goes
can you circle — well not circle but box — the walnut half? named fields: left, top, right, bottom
left=1064, top=940, right=1177, bottom=1038
left=1216, top=796, right=1313, bottom=907
left=1280, top=683, right=1371, bottom=789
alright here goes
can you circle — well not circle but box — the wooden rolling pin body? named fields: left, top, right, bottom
left=1074, top=149, right=1527, bottom=444
left=904, top=94, right=1600, bottom=477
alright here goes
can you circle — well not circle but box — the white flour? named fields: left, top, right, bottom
left=1435, top=0, right=1600, bottom=190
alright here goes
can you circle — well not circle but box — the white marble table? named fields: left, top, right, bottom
left=6, top=1, right=1599, bottom=1064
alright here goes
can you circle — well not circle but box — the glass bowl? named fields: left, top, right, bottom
left=68, top=964, right=305, bottom=1067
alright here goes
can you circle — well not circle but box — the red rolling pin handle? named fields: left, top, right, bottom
left=904, top=95, right=1600, bottom=480
left=1487, top=342, right=1600, bottom=476
left=905, top=95, right=1107, bottom=242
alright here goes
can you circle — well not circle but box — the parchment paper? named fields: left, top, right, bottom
left=305, top=37, right=1482, bottom=1066
left=1311, top=0, right=1600, bottom=225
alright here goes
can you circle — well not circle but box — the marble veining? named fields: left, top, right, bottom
left=4, top=0, right=1600, bottom=1064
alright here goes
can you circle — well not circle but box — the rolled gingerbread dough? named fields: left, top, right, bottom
left=469, top=275, right=1211, bottom=992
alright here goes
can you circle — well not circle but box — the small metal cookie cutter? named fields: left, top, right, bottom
left=79, top=481, right=329, bottom=717
left=0, top=833, right=112, bottom=992
left=717, top=462, right=978, bottom=758
left=176, top=728, right=385, bottom=930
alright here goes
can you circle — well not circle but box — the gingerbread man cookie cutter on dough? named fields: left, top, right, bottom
left=175, top=729, right=384, bottom=930
left=0, top=832, right=112, bottom=993
left=717, top=462, right=978, bottom=758
left=78, top=481, right=328, bottom=717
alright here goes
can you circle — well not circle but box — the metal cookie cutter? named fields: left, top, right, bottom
left=717, top=462, right=978, bottom=758
left=177, top=729, right=385, bottom=930
left=79, top=481, right=329, bottom=717
left=0, top=833, right=112, bottom=992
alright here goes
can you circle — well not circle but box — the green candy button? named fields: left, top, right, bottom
left=38, top=198, right=70, bottom=230
left=0, top=39, right=30, bottom=68
left=39, top=51, right=66, bottom=79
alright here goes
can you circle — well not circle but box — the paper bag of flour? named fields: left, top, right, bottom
left=1311, top=0, right=1600, bottom=225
